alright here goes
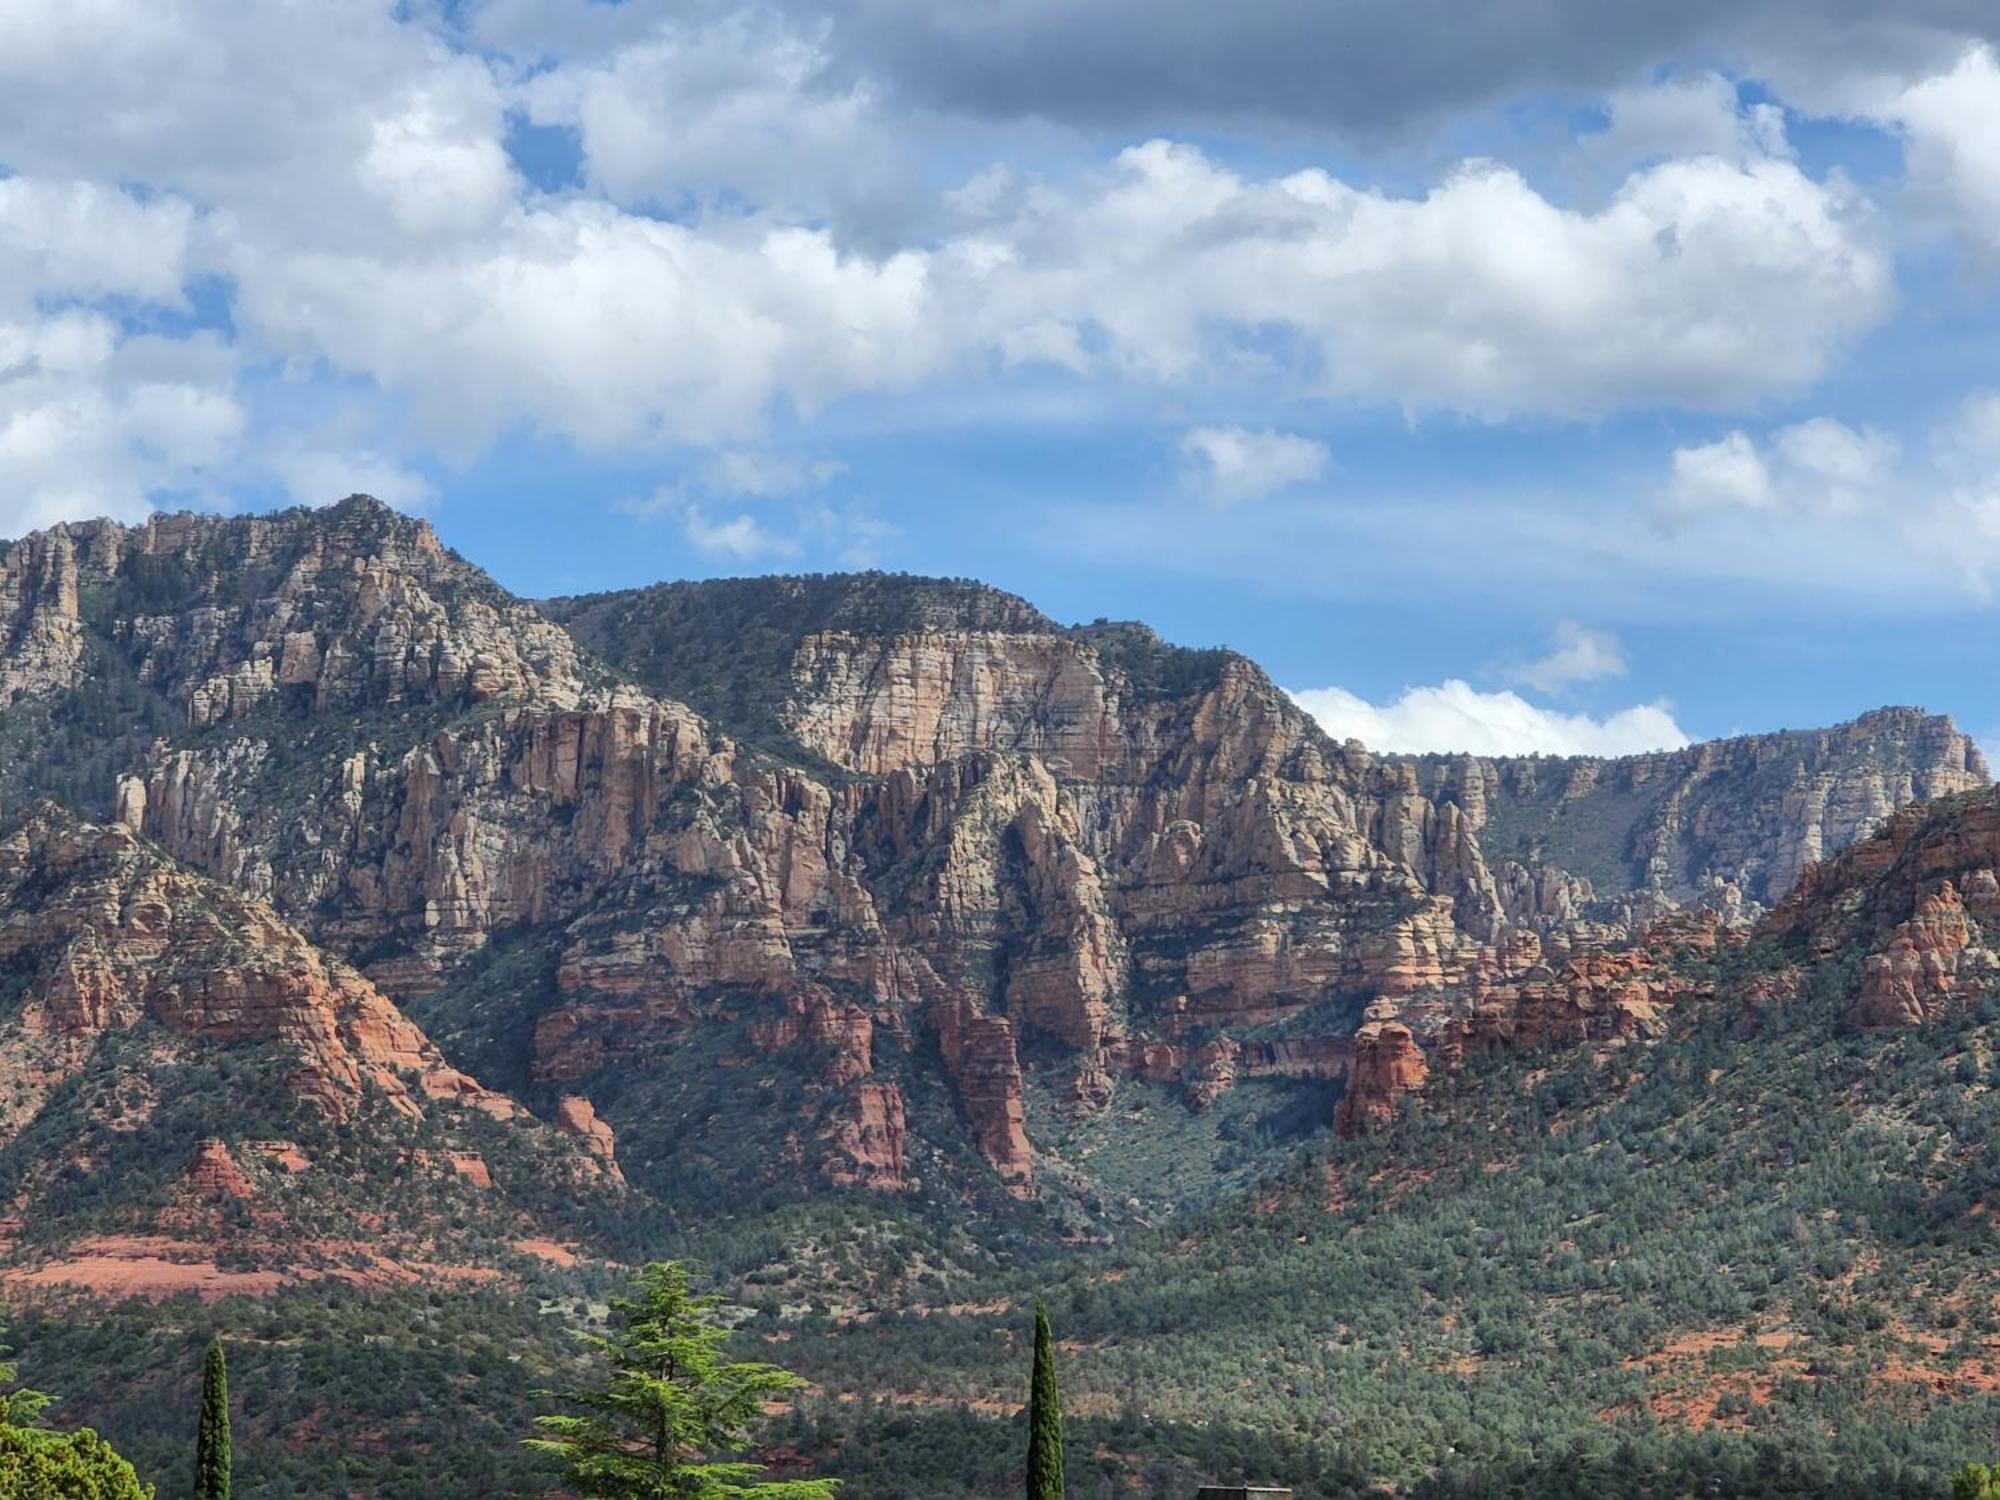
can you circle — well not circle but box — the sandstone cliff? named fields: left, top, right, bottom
left=1408, top=708, right=1987, bottom=928
left=0, top=504, right=1979, bottom=1216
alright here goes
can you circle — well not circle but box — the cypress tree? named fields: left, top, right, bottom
left=1025, top=1301, right=1064, bottom=1500
left=193, top=1336, right=229, bottom=1500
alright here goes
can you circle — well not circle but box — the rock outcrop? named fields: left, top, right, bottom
left=1763, top=789, right=2000, bottom=1029
left=1336, top=1023, right=1429, bottom=1136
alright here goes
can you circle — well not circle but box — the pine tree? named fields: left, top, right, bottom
left=1025, top=1301, right=1064, bottom=1500
left=193, top=1336, right=230, bottom=1500
left=527, top=1261, right=836, bottom=1500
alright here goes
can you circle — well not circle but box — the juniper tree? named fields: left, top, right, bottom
left=1025, top=1301, right=1064, bottom=1500
left=193, top=1336, right=230, bottom=1500
left=527, top=1261, right=836, bottom=1500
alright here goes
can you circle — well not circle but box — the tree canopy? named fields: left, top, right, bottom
left=528, top=1261, right=836, bottom=1500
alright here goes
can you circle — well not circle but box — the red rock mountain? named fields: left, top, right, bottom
left=0, top=497, right=1981, bottom=1225
left=0, top=803, right=617, bottom=1294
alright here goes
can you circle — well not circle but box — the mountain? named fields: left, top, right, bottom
left=0, top=506, right=1981, bottom=1220
left=0, top=498, right=1994, bottom=1496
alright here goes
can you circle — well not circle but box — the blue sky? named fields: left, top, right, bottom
left=7, top=1, right=2000, bottom=756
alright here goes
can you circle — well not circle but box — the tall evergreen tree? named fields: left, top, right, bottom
left=1025, top=1301, right=1064, bottom=1500
left=527, top=1261, right=836, bottom=1500
left=193, top=1336, right=230, bottom=1500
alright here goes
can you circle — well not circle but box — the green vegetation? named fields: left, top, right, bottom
left=526, top=1261, right=835, bottom=1499
left=1026, top=1302, right=1065, bottom=1500
left=1953, top=1464, right=2000, bottom=1499
left=193, top=1337, right=230, bottom=1500
left=1, top=1319, right=152, bottom=1498
left=1068, top=620, right=1232, bottom=703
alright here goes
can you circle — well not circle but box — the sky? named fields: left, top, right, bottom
left=7, top=2, right=2000, bottom=757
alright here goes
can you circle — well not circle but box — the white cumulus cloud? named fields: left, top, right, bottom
left=1883, top=44, right=2000, bottom=252
left=1289, top=680, right=1689, bottom=757
left=1180, top=426, right=1329, bottom=503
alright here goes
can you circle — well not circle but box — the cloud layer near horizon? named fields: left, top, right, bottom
left=1290, top=681, right=1690, bottom=758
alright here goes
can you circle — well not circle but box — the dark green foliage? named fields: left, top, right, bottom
left=527, top=1261, right=837, bottom=1499
left=2, top=1317, right=152, bottom=1499
left=728, top=941, right=2000, bottom=1498
left=193, top=1337, right=230, bottom=1500
left=1026, top=1302, right=1064, bottom=1500
left=1067, top=620, right=1231, bottom=703
left=0, top=1426, right=153, bottom=1499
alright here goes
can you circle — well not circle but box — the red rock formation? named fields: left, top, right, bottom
left=1763, top=789, right=2000, bottom=1029
left=2, top=501, right=1975, bottom=1204
left=186, top=1139, right=254, bottom=1200
left=935, top=1003, right=1033, bottom=1195
left=1336, top=1023, right=1429, bottom=1137
left=0, top=815, right=521, bottom=1131
left=822, top=1082, right=910, bottom=1190
left=1851, top=882, right=1988, bottom=1027
left=553, top=1096, right=625, bottom=1187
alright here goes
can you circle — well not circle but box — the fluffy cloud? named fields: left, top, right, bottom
left=0, top=170, right=237, bottom=533
left=206, top=132, right=1890, bottom=450
left=966, top=142, right=1887, bottom=419
left=0, top=316, right=242, bottom=535
left=1662, top=418, right=1896, bottom=518
left=679, top=506, right=797, bottom=562
left=1584, top=74, right=1791, bottom=170
left=516, top=10, right=900, bottom=228
left=614, top=446, right=890, bottom=568
left=0, top=0, right=1905, bottom=478
left=0, top=176, right=195, bottom=309
left=1180, top=426, right=1328, bottom=503
left=1289, top=680, right=1689, bottom=757
left=1510, top=622, right=1627, bottom=692
left=700, top=448, right=849, bottom=497
left=229, top=206, right=939, bottom=450
left=271, top=445, right=438, bottom=514
left=1885, top=44, right=2000, bottom=249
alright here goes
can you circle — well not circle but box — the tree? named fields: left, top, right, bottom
left=193, top=1336, right=231, bottom=1500
left=0, top=1426, right=154, bottom=1500
left=527, top=1261, right=836, bottom=1499
left=0, top=1318, right=52, bottom=1432
left=0, top=1321, right=151, bottom=1499
left=1025, top=1301, right=1064, bottom=1500
left=1953, top=1464, right=2000, bottom=1500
